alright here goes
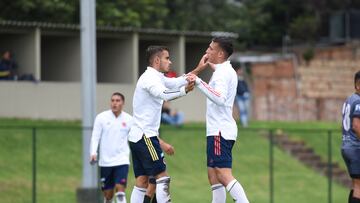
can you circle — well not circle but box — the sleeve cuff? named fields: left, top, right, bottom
left=195, top=77, right=202, bottom=86
left=180, top=86, right=187, bottom=96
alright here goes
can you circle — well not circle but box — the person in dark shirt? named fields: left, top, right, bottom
left=342, top=70, right=360, bottom=203
left=0, top=50, right=17, bottom=80
left=235, top=67, right=250, bottom=127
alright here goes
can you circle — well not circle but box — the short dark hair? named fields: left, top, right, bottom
left=112, top=92, right=125, bottom=101
left=146, top=46, right=169, bottom=65
left=355, top=70, right=360, bottom=86
left=212, top=36, right=234, bottom=58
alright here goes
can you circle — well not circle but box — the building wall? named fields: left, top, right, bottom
left=250, top=43, right=360, bottom=122
left=0, top=81, right=207, bottom=122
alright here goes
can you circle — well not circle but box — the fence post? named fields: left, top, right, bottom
left=269, top=129, right=274, bottom=203
left=327, top=130, right=332, bottom=203
left=32, top=127, right=37, bottom=203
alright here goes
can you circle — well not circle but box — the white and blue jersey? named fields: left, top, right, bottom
left=341, top=93, right=360, bottom=178
left=342, top=93, right=360, bottom=147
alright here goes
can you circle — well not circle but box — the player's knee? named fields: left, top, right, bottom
left=115, top=184, right=126, bottom=192
left=104, top=191, right=114, bottom=200
left=135, top=176, right=149, bottom=188
left=354, top=178, right=360, bottom=188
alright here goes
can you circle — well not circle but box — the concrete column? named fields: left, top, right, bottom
left=178, top=35, right=186, bottom=74
left=132, top=32, right=139, bottom=83
left=34, top=28, right=41, bottom=81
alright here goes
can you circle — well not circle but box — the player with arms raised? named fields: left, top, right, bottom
left=191, top=36, right=250, bottom=203
left=129, top=45, right=197, bottom=203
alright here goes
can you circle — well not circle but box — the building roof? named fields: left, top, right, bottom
left=0, top=20, right=238, bottom=38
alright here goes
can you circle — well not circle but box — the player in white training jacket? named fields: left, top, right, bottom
left=191, top=37, right=250, bottom=203
left=90, top=92, right=133, bottom=203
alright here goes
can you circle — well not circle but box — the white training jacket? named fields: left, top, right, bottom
left=90, top=110, right=133, bottom=167
left=195, top=61, right=238, bottom=140
left=129, top=67, right=188, bottom=143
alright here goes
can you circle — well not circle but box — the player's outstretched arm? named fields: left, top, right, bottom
left=195, top=77, right=227, bottom=106
left=147, top=79, right=189, bottom=101
left=164, top=75, right=188, bottom=89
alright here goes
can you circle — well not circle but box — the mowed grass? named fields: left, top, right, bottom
left=0, top=119, right=349, bottom=203
left=249, top=121, right=345, bottom=170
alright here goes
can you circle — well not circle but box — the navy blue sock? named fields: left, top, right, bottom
left=143, top=195, right=151, bottom=203
left=151, top=193, right=157, bottom=203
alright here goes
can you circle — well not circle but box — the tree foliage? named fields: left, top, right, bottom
left=0, top=0, right=360, bottom=47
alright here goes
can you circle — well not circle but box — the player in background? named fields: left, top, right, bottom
left=129, top=45, right=198, bottom=203
left=342, top=70, right=360, bottom=203
left=90, top=92, right=132, bottom=203
left=190, top=37, right=250, bottom=203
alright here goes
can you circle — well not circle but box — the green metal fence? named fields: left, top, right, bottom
left=0, top=126, right=346, bottom=203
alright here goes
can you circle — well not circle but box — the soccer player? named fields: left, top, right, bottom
left=190, top=37, right=250, bottom=203
left=342, top=70, right=360, bottom=203
left=90, top=92, right=132, bottom=203
left=129, top=45, right=196, bottom=203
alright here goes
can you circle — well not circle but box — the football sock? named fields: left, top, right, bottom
left=211, top=183, right=226, bottom=203
left=130, top=186, right=147, bottom=203
left=143, top=195, right=151, bottom=203
left=351, top=196, right=360, bottom=203
left=349, top=190, right=354, bottom=203
left=115, top=191, right=126, bottom=203
left=151, top=194, right=157, bottom=203
left=156, top=176, right=171, bottom=203
left=226, top=179, right=249, bottom=203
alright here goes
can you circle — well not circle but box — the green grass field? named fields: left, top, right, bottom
left=0, top=119, right=349, bottom=203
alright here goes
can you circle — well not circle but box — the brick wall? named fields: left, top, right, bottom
left=249, top=43, right=360, bottom=121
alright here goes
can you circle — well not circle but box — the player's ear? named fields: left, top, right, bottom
left=218, top=50, right=224, bottom=59
left=154, top=55, right=160, bottom=64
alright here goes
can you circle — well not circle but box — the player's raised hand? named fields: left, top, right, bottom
left=190, top=54, right=209, bottom=75
left=185, top=73, right=196, bottom=83
left=185, top=81, right=195, bottom=93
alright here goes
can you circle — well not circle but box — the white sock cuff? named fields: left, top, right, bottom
left=211, top=183, right=224, bottom=191
left=226, top=179, right=238, bottom=192
left=134, top=186, right=147, bottom=193
left=115, top=191, right=125, bottom=196
left=156, top=176, right=170, bottom=184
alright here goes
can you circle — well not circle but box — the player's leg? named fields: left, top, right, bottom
left=114, top=165, right=129, bottom=203
left=342, top=147, right=360, bottom=203
left=144, top=177, right=157, bottom=203
left=215, top=168, right=249, bottom=203
left=100, top=167, right=115, bottom=203
left=207, top=136, right=226, bottom=203
left=212, top=134, right=249, bottom=203
left=129, top=141, right=149, bottom=203
left=236, top=96, right=247, bottom=127
left=352, top=178, right=360, bottom=202
left=143, top=136, right=171, bottom=203
left=208, top=167, right=226, bottom=203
